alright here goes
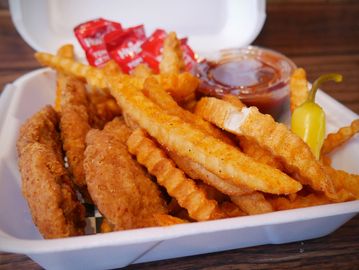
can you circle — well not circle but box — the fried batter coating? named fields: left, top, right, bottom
left=321, top=119, right=359, bottom=156
left=84, top=118, right=167, bottom=230
left=127, top=129, right=224, bottom=221
left=17, top=106, right=85, bottom=239
left=59, top=76, right=92, bottom=202
left=195, top=97, right=335, bottom=199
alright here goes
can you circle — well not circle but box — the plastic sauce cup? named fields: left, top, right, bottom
left=197, top=46, right=296, bottom=119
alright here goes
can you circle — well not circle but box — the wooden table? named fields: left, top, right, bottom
left=1, top=1, right=359, bottom=269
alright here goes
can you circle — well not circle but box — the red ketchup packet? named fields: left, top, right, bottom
left=74, top=18, right=122, bottom=67
left=74, top=18, right=197, bottom=73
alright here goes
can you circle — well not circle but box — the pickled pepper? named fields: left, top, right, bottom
left=291, top=73, right=343, bottom=159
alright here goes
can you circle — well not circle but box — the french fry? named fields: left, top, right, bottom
left=55, top=44, right=75, bottom=112
left=270, top=193, right=330, bottom=211
left=131, top=63, right=153, bottom=82
left=231, top=192, right=273, bottom=215
left=154, top=72, right=199, bottom=103
left=195, top=97, right=336, bottom=200
left=321, top=119, right=359, bottom=156
left=35, top=52, right=198, bottom=103
left=221, top=94, right=284, bottom=170
left=35, top=52, right=302, bottom=193
left=127, top=128, right=225, bottom=221
left=160, top=32, right=185, bottom=74
left=290, top=68, right=309, bottom=113
left=153, top=214, right=188, bottom=226
left=143, top=76, right=234, bottom=145
left=324, top=165, right=359, bottom=202
left=106, top=75, right=302, bottom=195
left=169, top=152, right=252, bottom=196
left=220, top=201, right=247, bottom=218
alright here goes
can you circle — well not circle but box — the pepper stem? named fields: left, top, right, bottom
left=309, top=73, right=343, bottom=102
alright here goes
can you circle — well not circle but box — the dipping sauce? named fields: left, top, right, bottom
left=197, top=47, right=296, bottom=118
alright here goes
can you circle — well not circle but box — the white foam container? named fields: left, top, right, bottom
left=1, top=0, right=358, bottom=269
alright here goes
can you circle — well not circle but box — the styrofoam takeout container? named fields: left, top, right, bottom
left=1, top=0, right=358, bottom=269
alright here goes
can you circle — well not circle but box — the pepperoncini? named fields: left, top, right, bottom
left=291, top=73, right=343, bottom=159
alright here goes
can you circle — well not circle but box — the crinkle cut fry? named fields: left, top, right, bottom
left=195, top=97, right=336, bottom=200
left=160, top=32, right=185, bottom=74
left=127, top=129, right=224, bottom=221
left=36, top=52, right=302, bottom=194
left=321, top=119, right=359, bottom=156
left=168, top=152, right=251, bottom=196
left=143, top=76, right=234, bottom=146
left=105, top=74, right=302, bottom=195
left=323, top=165, right=359, bottom=202
left=141, top=82, right=267, bottom=199
left=35, top=52, right=198, bottom=103
left=221, top=95, right=284, bottom=170
left=289, top=68, right=309, bottom=113
left=55, top=44, right=75, bottom=112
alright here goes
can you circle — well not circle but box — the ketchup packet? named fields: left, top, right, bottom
left=108, top=25, right=147, bottom=73
left=74, top=18, right=123, bottom=66
left=74, top=19, right=197, bottom=73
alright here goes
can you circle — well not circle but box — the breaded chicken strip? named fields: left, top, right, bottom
left=17, top=106, right=85, bottom=239
left=59, top=77, right=92, bottom=202
left=84, top=118, right=167, bottom=230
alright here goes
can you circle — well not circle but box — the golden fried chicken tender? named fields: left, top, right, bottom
left=127, top=129, right=224, bottom=221
left=195, top=97, right=335, bottom=199
left=17, top=106, right=85, bottom=239
left=58, top=76, right=92, bottom=202
left=221, top=95, right=284, bottom=170
left=290, top=68, right=309, bottom=113
left=84, top=118, right=167, bottom=230
left=321, top=119, right=359, bottom=156
left=160, top=32, right=185, bottom=74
